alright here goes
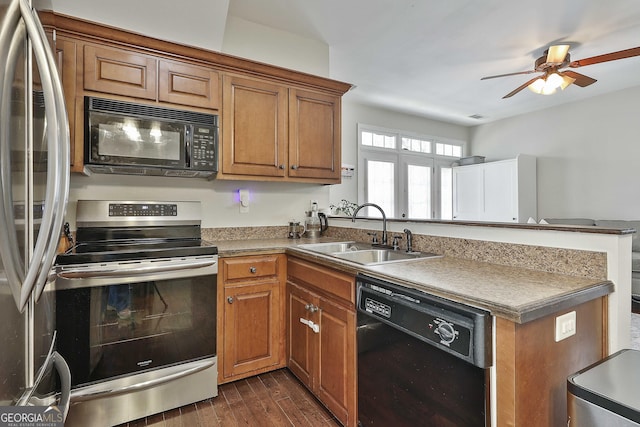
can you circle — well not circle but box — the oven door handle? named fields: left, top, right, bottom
left=56, top=258, right=217, bottom=280
left=70, top=359, right=215, bottom=402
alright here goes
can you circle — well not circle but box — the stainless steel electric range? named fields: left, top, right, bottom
left=53, top=200, right=218, bottom=427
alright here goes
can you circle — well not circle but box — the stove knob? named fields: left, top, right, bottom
left=435, top=321, right=457, bottom=345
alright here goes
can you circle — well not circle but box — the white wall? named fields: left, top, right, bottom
left=68, top=174, right=330, bottom=230
left=222, top=16, right=329, bottom=77
left=471, top=86, right=640, bottom=220
left=51, top=0, right=228, bottom=51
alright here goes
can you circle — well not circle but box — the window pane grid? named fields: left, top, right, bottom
left=362, top=131, right=396, bottom=149
left=359, top=124, right=465, bottom=220
left=401, top=137, right=432, bottom=154
left=435, top=142, right=462, bottom=158
left=407, top=164, right=431, bottom=219
left=367, top=160, right=394, bottom=217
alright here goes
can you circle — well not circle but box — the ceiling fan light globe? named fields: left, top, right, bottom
left=546, top=72, right=564, bottom=89
left=560, top=74, right=576, bottom=90
left=528, top=78, right=547, bottom=94
left=528, top=78, right=557, bottom=94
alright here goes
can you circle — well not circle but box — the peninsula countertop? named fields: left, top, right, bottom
left=213, top=238, right=614, bottom=324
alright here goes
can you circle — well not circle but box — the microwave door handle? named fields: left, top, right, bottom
left=0, top=3, right=29, bottom=311
left=18, top=0, right=70, bottom=307
left=56, top=258, right=218, bottom=280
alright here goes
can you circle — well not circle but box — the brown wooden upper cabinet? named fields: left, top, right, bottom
left=84, top=44, right=158, bottom=100
left=289, top=89, right=341, bottom=181
left=47, top=11, right=350, bottom=178
left=158, top=60, right=220, bottom=110
left=83, top=43, right=219, bottom=110
left=222, top=75, right=288, bottom=178
left=221, top=74, right=342, bottom=184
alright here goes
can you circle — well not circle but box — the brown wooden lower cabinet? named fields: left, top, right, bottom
left=217, top=253, right=607, bottom=427
left=286, top=257, right=357, bottom=427
left=218, top=254, right=286, bottom=384
left=495, top=296, right=607, bottom=426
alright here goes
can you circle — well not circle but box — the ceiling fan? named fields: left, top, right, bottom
left=481, top=44, right=640, bottom=98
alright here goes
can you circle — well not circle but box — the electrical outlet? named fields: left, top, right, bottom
left=555, top=311, right=576, bottom=342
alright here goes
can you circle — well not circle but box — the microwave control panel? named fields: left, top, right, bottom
left=190, top=126, right=217, bottom=170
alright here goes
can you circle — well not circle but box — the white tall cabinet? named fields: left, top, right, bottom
left=452, top=155, right=536, bottom=222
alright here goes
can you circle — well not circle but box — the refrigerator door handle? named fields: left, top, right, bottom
left=0, top=0, right=29, bottom=311
left=0, top=0, right=70, bottom=312
left=16, top=332, right=71, bottom=421
left=19, top=0, right=70, bottom=306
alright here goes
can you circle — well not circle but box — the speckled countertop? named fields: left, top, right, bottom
left=212, top=238, right=613, bottom=324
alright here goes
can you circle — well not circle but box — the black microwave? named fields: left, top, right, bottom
left=84, top=96, right=218, bottom=178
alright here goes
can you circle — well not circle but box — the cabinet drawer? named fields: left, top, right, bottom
left=287, top=257, right=355, bottom=305
left=84, top=44, right=157, bottom=100
left=159, top=60, right=220, bottom=109
left=222, top=255, right=281, bottom=283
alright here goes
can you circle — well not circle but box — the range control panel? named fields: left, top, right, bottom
left=109, top=203, right=178, bottom=217
left=357, top=274, right=492, bottom=368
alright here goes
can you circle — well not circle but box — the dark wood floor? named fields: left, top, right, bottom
left=117, top=369, right=341, bottom=427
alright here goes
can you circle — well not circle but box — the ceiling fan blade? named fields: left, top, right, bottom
left=546, top=45, right=570, bottom=64
left=561, top=70, right=597, bottom=87
left=570, top=46, right=640, bottom=68
left=502, top=76, right=542, bottom=99
left=481, top=70, right=536, bottom=80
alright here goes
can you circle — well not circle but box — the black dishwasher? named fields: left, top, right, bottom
left=357, top=274, right=492, bottom=427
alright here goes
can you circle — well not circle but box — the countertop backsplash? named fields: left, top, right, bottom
left=203, top=225, right=607, bottom=280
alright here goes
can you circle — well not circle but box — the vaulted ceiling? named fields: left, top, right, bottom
left=52, top=0, right=640, bottom=126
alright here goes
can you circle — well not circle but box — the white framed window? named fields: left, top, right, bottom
left=358, top=124, right=464, bottom=220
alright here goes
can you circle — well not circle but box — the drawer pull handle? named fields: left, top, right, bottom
left=299, top=317, right=320, bottom=333
left=249, top=267, right=257, bottom=274
left=227, top=296, right=234, bottom=304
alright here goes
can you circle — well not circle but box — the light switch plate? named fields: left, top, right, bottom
left=555, top=311, right=576, bottom=342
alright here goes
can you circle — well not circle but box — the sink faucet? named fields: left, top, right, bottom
left=352, top=203, right=388, bottom=246
left=404, top=228, right=413, bottom=252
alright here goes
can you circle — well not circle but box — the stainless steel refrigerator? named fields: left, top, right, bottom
left=0, top=0, right=70, bottom=418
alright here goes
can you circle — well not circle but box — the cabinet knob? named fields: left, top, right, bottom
left=249, top=266, right=257, bottom=274
left=227, top=296, right=234, bottom=304
left=291, top=165, right=298, bottom=170
left=279, top=164, right=285, bottom=170
left=305, top=303, right=318, bottom=313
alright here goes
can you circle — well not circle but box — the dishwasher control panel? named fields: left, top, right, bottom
left=356, top=274, right=492, bottom=368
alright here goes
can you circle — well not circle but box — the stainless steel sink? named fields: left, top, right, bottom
left=297, top=241, right=371, bottom=254
left=297, top=241, right=440, bottom=265
left=331, top=249, right=438, bottom=265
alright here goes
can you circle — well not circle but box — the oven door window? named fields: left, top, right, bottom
left=87, top=111, right=186, bottom=168
left=56, top=275, right=216, bottom=387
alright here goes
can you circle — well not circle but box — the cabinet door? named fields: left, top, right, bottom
left=55, top=36, right=82, bottom=171
left=84, top=44, right=158, bottom=100
left=452, top=165, right=484, bottom=220
left=286, top=282, right=316, bottom=388
left=158, top=60, right=219, bottom=110
left=223, top=282, right=282, bottom=379
left=289, top=89, right=341, bottom=182
left=484, top=160, right=517, bottom=222
left=222, top=75, right=287, bottom=177
left=316, top=295, right=356, bottom=427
